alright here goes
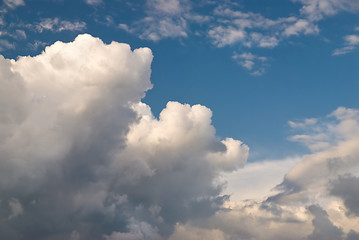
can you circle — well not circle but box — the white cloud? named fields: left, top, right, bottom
left=232, top=52, right=268, bottom=76
left=283, top=19, right=319, bottom=37
left=137, top=17, right=188, bottom=41
left=345, top=34, right=359, bottom=45
left=332, top=46, right=355, bottom=56
left=35, top=18, right=86, bottom=33
left=293, top=0, right=359, bottom=21
left=3, top=0, right=24, bottom=9
left=208, top=26, right=246, bottom=47
left=85, top=0, right=102, bottom=6
left=147, top=0, right=189, bottom=16
left=288, top=118, right=318, bottom=129
left=333, top=34, right=359, bottom=55
left=120, top=0, right=194, bottom=41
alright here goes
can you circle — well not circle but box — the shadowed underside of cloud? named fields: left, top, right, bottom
left=0, top=34, right=249, bottom=240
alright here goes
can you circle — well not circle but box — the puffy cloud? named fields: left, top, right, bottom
left=0, top=34, right=248, bottom=239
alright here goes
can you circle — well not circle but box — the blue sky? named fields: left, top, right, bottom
left=0, top=0, right=359, bottom=239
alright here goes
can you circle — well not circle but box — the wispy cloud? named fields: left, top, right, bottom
left=333, top=33, right=359, bottom=55
left=35, top=18, right=86, bottom=32
left=232, top=52, right=268, bottom=76
left=3, top=0, right=25, bottom=9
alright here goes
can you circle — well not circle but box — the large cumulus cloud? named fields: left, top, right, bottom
left=0, top=34, right=249, bottom=239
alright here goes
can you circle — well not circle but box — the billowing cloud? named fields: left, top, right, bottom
left=0, top=34, right=248, bottom=239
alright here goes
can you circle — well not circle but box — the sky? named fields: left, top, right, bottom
left=0, top=0, right=358, bottom=239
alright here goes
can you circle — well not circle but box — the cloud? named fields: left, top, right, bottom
left=221, top=157, right=301, bottom=201
left=293, top=0, right=359, bottom=21
left=158, top=106, right=359, bottom=240
left=0, top=39, right=15, bottom=51
left=232, top=52, right=268, bottom=76
left=330, top=175, right=359, bottom=216
left=3, top=0, right=24, bottom=9
left=85, top=0, right=102, bottom=6
left=35, top=18, right=86, bottom=33
left=0, top=34, right=248, bottom=239
left=333, top=34, right=359, bottom=55
left=169, top=224, right=227, bottom=240
left=119, top=0, right=192, bottom=41
left=283, top=19, right=319, bottom=37
left=208, top=6, right=319, bottom=49
left=269, top=107, right=359, bottom=205
left=306, top=205, right=344, bottom=240
left=8, top=198, right=23, bottom=219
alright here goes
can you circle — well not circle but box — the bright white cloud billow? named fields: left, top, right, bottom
left=0, top=34, right=249, bottom=239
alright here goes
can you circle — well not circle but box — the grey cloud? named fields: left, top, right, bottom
left=330, top=175, right=359, bottom=216
left=307, top=205, right=344, bottom=240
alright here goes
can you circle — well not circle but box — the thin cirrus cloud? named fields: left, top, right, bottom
left=0, top=34, right=249, bottom=240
